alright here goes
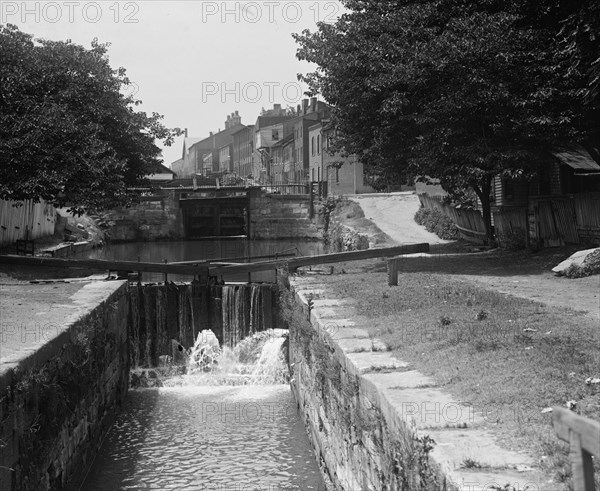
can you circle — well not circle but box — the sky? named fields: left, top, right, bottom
left=2, top=0, right=344, bottom=167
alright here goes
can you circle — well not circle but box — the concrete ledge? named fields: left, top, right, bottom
left=288, top=275, right=553, bottom=490
left=0, top=280, right=129, bottom=490
left=0, top=281, right=126, bottom=387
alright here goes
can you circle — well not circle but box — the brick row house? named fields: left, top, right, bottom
left=169, top=99, right=374, bottom=195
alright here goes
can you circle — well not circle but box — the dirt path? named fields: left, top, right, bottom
left=349, top=193, right=448, bottom=245
left=351, top=193, right=600, bottom=320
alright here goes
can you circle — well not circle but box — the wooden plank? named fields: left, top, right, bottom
left=553, top=407, right=600, bottom=457
left=0, top=254, right=209, bottom=276
left=208, top=243, right=430, bottom=276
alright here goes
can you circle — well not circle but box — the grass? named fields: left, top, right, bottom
left=308, top=266, right=600, bottom=489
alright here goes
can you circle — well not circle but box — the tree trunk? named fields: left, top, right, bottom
left=472, top=176, right=494, bottom=245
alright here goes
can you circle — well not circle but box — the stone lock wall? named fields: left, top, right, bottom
left=0, top=282, right=129, bottom=490
left=284, top=280, right=445, bottom=490
left=285, top=275, right=548, bottom=491
left=106, top=191, right=184, bottom=242
left=249, top=192, right=322, bottom=240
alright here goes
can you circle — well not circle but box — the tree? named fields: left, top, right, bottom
left=294, top=0, right=592, bottom=242
left=0, top=24, right=181, bottom=214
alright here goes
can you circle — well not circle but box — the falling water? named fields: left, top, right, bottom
left=83, top=279, right=327, bottom=490
left=162, top=328, right=289, bottom=387
left=82, top=326, right=325, bottom=490
left=221, top=283, right=273, bottom=348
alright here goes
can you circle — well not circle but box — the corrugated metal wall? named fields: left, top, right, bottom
left=0, top=200, right=56, bottom=247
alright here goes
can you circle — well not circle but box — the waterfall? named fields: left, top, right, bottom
left=129, top=282, right=276, bottom=369
left=248, top=334, right=287, bottom=384
left=221, top=284, right=274, bottom=348
left=158, top=328, right=289, bottom=387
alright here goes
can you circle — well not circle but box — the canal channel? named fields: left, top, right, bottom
left=80, top=239, right=328, bottom=489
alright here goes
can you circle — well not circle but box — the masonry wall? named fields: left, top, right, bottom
left=285, top=275, right=547, bottom=491
left=284, top=280, right=445, bottom=490
left=106, top=191, right=184, bottom=242
left=249, top=191, right=321, bottom=240
left=0, top=282, right=129, bottom=490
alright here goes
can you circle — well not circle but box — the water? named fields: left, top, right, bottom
left=88, top=239, right=324, bottom=282
left=82, top=330, right=326, bottom=490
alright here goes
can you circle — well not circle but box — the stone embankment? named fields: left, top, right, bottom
left=249, top=193, right=322, bottom=240
left=286, top=274, right=553, bottom=490
left=0, top=280, right=128, bottom=490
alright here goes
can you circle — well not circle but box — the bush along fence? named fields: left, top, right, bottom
left=418, top=192, right=600, bottom=248
left=417, top=194, right=487, bottom=243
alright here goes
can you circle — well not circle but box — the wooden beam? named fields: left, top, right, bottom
left=208, top=243, right=429, bottom=276
left=288, top=243, right=429, bottom=269
left=0, top=254, right=210, bottom=276
left=387, top=258, right=399, bottom=286
left=553, top=407, right=600, bottom=457
left=553, top=407, right=600, bottom=491
left=170, top=251, right=296, bottom=265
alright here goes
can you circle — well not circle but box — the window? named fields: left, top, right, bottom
left=272, top=130, right=279, bottom=140
left=317, top=136, right=320, bottom=155
left=311, top=136, right=315, bottom=156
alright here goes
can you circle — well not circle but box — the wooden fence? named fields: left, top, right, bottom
left=0, top=199, right=56, bottom=248
left=418, top=194, right=487, bottom=242
left=531, top=193, right=600, bottom=245
left=573, top=192, right=600, bottom=238
left=552, top=407, right=600, bottom=491
left=493, top=207, right=529, bottom=248
left=421, top=192, right=600, bottom=246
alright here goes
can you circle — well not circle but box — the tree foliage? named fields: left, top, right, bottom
left=0, top=24, right=181, bottom=214
left=293, top=0, right=596, bottom=240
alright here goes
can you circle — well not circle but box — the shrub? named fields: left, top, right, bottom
left=497, top=228, right=527, bottom=251
left=414, top=207, right=458, bottom=240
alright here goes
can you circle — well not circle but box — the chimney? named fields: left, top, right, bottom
left=302, top=99, right=309, bottom=114
left=230, top=111, right=241, bottom=126
left=297, top=104, right=301, bottom=114
left=225, top=115, right=230, bottom=129
left=184, top=128, right=188, bottom=138
left=310, top=97, right=317, bottom=113
left=274, top=103, right=282, bottom=115
left=209, top=131, right=214, bottom=137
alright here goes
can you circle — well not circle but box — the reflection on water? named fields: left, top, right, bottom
left=88, top=239, right=324, bottom=282
left=82, top=386, right=325, bottom=490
